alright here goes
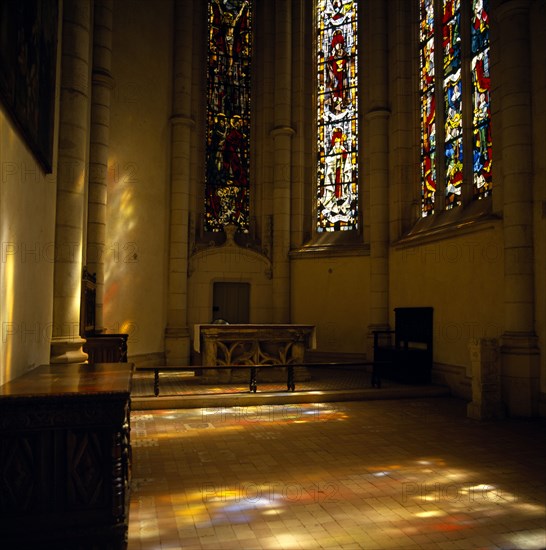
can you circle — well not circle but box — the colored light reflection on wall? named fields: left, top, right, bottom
left=1, top=235, right=15, bottom=384
left=104, top=157, right=138, bottom=334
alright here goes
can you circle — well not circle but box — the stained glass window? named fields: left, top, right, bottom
left=316, top=0, right=359, bottom=233
left=443, top=0, right=462, bottom=209
left=471, top=0, right=492, bottom=198
left=420, top=0, right=436, bottom=216
left=205, top=0, right=252, bottom=232
left=419, top=0, right=492, bottom=217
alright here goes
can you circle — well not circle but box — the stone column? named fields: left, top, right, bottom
left=497, top=0, right=539, bottom=416
left=87, top=0, right=114, bottom=332
left=367, top=1, right=391, bottom=353
left=50, top=1, right=92, bottom=364
left=270, top=0, right=294, bottom=323
left=165, top=0, right=193, bottom=364
left=388, top=0, right=415, bottom=234
left=289, top=0, right=307, bottom=250
left=467, top=339, right=504, bottom=420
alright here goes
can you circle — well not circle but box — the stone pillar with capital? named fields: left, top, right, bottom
left=496, top=0, right=540, bottom=416
left=366, top=1, right=391, bottom=355
left=467, top=339, right=504, bottom=420
left=271, top=0, right=294, bottom=323
left=165, top=0, right=194, bottom=365
left=87, top=0, right=114, bottom=333
left=50, top=1, right=92, bottom=364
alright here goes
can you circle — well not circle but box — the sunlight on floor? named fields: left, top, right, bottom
left=128, top=400, right=546, bottom=550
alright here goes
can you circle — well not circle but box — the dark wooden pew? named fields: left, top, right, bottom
left=372, top=307, right=433, bottom=387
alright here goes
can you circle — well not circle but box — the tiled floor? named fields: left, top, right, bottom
left=128, top=397, right=546, bottom=550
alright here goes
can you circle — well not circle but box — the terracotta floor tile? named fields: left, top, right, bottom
left=128, top=396, right=546, bottom=549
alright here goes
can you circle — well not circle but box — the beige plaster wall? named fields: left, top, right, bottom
left=390, top=227, right=504, bottom=372
left=291, top=256, right=370, bottom=355
left=187, top=245, right=274, bottom=346
left=0, top=110, right=57, bottom=383
left=107, top=0, right=172, bottom=357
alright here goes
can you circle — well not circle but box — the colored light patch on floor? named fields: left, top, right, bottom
left=128, top=398, right=546, bottom=550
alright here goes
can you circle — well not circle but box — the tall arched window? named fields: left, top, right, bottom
left=316, top=0, right=359, bottom=233
left=205, top=0, right=252, bottom=232
left=419, top=0, right=492, bottom=217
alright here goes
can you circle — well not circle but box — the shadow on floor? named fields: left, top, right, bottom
left=131, top=366, right=451, bottom=410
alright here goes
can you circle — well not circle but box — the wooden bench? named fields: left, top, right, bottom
left=372, top=307, right=433, bottom=387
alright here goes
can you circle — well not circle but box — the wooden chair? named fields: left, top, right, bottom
left=81, top=267, right=128, bottom=363
left=372, top=307, right=433, bottom=387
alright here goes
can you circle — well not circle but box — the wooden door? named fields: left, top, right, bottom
left=212, top=282, right=250, bottom=324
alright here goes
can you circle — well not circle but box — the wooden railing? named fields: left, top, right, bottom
left=140, top=361, right=373, bottom=397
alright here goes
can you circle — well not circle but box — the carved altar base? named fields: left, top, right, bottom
left=193, top=324, right=316, bottom=384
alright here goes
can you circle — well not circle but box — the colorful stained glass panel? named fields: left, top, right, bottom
left=420, top=0, right=492, bottom=215
left=442, top=0, right=461, bottom=73
left=316, top=0, right=359, bottom=232
left=443, top=0, right=462, bottom=208
left=471, top=0, right=489, bottom=53
left=420, top=0, right=436, bottom=216
left=471, top=0, right=492, bottom=198
left=421, top=91, right=436, bottom=215
left=205, top=0, right=252, bottom=232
